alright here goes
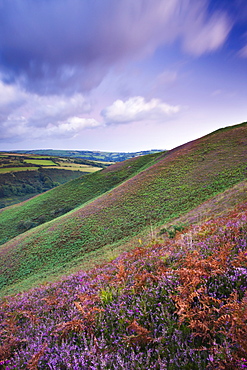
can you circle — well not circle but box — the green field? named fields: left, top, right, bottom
left=50, top=164, right=101, bottom=172
left=0, top=167, right=38, bottom=173
left=23, top=159, right=57, bottom=166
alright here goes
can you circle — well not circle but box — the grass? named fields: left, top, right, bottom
left=49, top=163, right=101, bottom=172
left=0, top=202, right=246, bottom=368
left=1, top=179, right=246, bottom=298
left=23, top=159, right=57, bottom=166
left=0, top=152, right=161, bottom=245
left=0, top=167, right=38, bottom=173
left=23, top=159, right=101, bottom=172
left=0, top=122, right=246, bottom=296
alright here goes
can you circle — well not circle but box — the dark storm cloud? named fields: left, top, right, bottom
left=0, top=0, right=116, bottom=94
left=0, top=0, right=166, bottom=94
left=0, top=0, right=232, bottom=95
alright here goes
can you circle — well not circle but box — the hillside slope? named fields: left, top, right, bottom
left=0, top=152, right=160, bottom=245
left=0, top=122, right=246, bottom=295
left=1, top=201, right=247, bottom=369
left=0, top=168, right=84, bottom=208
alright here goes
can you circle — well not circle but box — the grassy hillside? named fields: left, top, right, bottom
left=0, top=152, right=161, bottom=245
left=0, top=168, right=85, bottom=208
left=0, top=122, right=246, bottom=296
left=0, top=202, right=246, bottom=369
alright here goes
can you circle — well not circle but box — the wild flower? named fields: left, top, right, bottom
left=0, top=203, right=246, bottom=369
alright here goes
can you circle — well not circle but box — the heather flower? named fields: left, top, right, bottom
left=1, top=204, right=246, bottom=369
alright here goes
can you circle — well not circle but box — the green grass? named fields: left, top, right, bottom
left=52, top=162, right=101, bottom=172
left=0, top=121, right=246, bottom=295
left=23, top=159, right=57, bottom=166
left=0, top=167, right=38, bottom=173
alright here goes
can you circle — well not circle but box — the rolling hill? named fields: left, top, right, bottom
left=0, top=121, right=246, bottom=296
left=0, top=176, right=247, bottom=369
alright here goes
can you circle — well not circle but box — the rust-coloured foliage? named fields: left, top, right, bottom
left=27, top=343, right=48, bottom=370
left=174, top=231, right=247, bottom=368
left=0, top=336, right=20, bottom=362
left=124, top=320, right=153, bottom=346
left=54, top=319, right=85, bottom=338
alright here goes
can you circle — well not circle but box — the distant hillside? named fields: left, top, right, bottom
left=0, top=121, right=246, bottom=296
left=0, top=152, right=105, bottom=207
left=14, top=149, right=163, bottom=162
left=0, top=168, right=85, bottom=208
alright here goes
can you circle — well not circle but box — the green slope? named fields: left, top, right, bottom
left=0, top=122, right=246, bottom=295
left=0, top=152, right=161, bottom=245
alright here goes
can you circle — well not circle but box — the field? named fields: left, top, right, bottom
left=0, top=153, right=105, bottom=207
left=0, top=154, right=103, bottom=174
left=0, top=167, right=38, bottom=173
left=23, top=159, right=57, bottom=166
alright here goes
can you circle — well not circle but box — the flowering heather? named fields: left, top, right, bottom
left=0, top=203, right=247, bottom=369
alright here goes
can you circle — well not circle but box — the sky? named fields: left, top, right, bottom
left=0, top=0, right=247, bottom=152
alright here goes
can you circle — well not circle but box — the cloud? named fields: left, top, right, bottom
left=0, top=0, right=232, bottom=95
left=0, top=80, right=99, bottom=142
left=181, top=5, right=232, bottom=55
left=239, top=44, right=247, bottom=58
left=101, top=96, right=180, bottom=124
left=46, top=117, right=101, bottom=138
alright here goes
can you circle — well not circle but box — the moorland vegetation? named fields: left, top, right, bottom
left=0, top=122, right=246, bottom=369
left=0, top=122, right=246, bottom=296
left=0, top=200, right=246, bottom=369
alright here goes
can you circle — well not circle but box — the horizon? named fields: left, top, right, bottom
left=0, top=0, right=247, bottom=152
left=2, top=148, right=165, bottom=154
left=3, top=120, right=244, bottom=154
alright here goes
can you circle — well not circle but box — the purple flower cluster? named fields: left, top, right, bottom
left=0, top=204, right=246, bottom=369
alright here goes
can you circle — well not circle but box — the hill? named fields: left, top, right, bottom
left=0, top=121, right=246, bottom=296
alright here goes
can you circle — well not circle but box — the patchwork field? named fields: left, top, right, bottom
left=0, top=153, right=103, bottom=174
left=0, top=153, right=105, bottom=207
